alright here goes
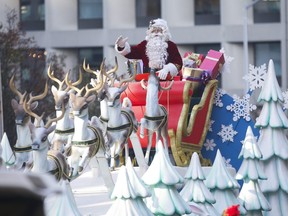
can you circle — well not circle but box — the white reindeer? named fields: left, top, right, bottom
left=140, top=69, right=174, bottom=163
left=23, top=85, right=82, bottom=216
left=9, top=75, right=37, bottom=169
left=22, top=83, right=69, bottom=180
left=87, top=59, right=138, bottom=170
left=47, top=66, right=82, bottom=153
left=65, top=70, right=114, bottom=189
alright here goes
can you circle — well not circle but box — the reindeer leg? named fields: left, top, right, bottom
left=109, top=143, right=116, bottom=170
left=160, top=123, right=169, bottom=152
left=139, top=118, right=146, bottom=138
left=78, top=148, right=91, bottom=173
left=145, top=130, right=153, bottom=164
left=95, top=147, right=115, bottom=195
left=67, top=147, right=81, bottom=177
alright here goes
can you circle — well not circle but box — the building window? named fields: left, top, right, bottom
left=136, top=0, right=161, bottom=27
left=20, top=0, right=45, bottom=30
left=78, top=0, right=103, bottom=29
left=253, top=1, right=280, bottom=23
left=254, top=42, right=281, bottom=85
left=195, top=0, right=220, bottom=25
left=79, top=47, right=103, bottom=80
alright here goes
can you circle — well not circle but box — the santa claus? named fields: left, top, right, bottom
left=115, top=18, right=183, bottom=80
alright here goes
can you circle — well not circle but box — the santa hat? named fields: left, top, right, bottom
left=146, top=18, right=171, bottom=41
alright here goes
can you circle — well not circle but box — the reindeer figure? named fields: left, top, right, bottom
left=22, top=83, right=69, bottom=181
left=9, top=75, right=37, bottom=169
left=87, top=58, right=138, bottom=170
left=140, top=69, right=174, bottom=163
left=47, top=66, right=82, bottom=153
left=65, top=69, right=113, bottom=184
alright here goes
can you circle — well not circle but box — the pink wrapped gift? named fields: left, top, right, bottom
left=199, top=49, right=225, bottom=79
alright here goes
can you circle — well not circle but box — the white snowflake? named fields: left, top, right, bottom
left=222, top=157, right=232, bottom=168
left=243, top=63, right=267, bottom=91
left=282, top=90, right=288, bottom=110
left=204, top=139, right=216, bottom=151
left=208, top=120, right=215, bottom=132
left=217, top=124, right=238, bottom=143
left=214, top=88, right=226, bottom=107
left=226, top=94, right=257, bottom=121
left=219, top=48, right=234, bottom=74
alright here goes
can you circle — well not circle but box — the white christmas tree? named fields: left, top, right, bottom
left=180, top=152, right=219, bottom=216
left=205, top=149, right=246, bottom=215
left=142, top=140, right=192, bottom=215
left=255, top=59, right=288, bottom=216
left=1, top=132, right=15, bottom=168
left=236, top=126, right=271, bottom=215
left=106, top=157, right=153, bottom=216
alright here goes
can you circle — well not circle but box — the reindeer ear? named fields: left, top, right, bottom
left=30, top=101, right=38, bottom=111
left=51, top=85, right=57, bottom=96
left=120, top=84, right=128, bottom=93
left=46, top=124, right=56, bottom=135
left=69, top=92, right=76, bottom=101
left=11, top=99, right=19, bottom=109
left=86, top=95, right=96, bottom=103
left=28, top=122, right=36, bottom=135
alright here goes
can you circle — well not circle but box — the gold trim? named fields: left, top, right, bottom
left=170, top=79, right=218, bottom=166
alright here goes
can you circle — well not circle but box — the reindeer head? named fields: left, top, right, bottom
left=48, top=66, right=82, bottom=110
left=9, top=75, right=38, bottom=125
left=23, top=82, right=65, bottom=150
left=65, top=69, right=103, bottom=117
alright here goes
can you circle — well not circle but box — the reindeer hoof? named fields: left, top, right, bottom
left=78, top=166, right=84, bottom=173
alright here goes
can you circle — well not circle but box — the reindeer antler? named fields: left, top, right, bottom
left=118, top=60, right=137, bottom=86
left=45, top=102, right=65, bottom=128
left=9, top=75, right=27, bottom=104
left=101, top=57, right=119, bottom=86
left=23, top=82, right=48, bottom=127
left=48, top=66, right=82, bottom=92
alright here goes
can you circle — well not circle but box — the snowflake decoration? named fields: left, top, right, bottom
left=204, top=139, right=216, bottom=151
left=282, top=90, right=288, bottom=110
left=208, top=120, right=215, bottom=132
left=217, top=124, right=238, bottom=143
left=214, top=88, right=226, bottom=107
left=222, top=157, right=232, bottom=168
left=243, top=63, right=267, bottom=91
left=226, top=94, right=257, bottom=121
left=219, top=48, right=234, bottom=74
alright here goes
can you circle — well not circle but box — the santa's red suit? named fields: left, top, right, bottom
left=124, top=40, right=183, bottom=73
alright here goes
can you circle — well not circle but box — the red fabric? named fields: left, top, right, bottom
left=125, top=40, right=183, bottom=73
left=121, top=81, right=192, bottom=148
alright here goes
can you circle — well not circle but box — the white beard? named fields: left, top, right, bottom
left=146, top=34, right=168, bottom=69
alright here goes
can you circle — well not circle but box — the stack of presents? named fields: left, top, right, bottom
left=181, top=49, right=225, bottom=94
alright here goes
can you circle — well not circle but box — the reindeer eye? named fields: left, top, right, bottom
left=115, top=95, right=120, bottom=100
left=41, top=136, right=47, bottom=142
left=82, top=104, right=88, bottom=109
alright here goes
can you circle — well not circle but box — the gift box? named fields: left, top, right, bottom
left=199, top=49, right=225, bottom=79
left=183, top=52, right=205, bottom=67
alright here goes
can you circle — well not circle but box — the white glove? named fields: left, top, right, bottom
left=115, top=35, right=128, bottom=48
left=158, top=63, right=178, bottom=80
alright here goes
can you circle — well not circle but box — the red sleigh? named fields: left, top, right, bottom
left=121, top=49, right=224, bottom=166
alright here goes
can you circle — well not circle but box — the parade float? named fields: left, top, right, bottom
left=0, top=48, right=287, bottom=216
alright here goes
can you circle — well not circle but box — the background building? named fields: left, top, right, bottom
left=0, top=0, right=284, bottom=96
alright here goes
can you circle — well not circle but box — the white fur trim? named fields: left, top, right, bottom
left=114, top=42, right=131, bottom=56
left=164, top=63, right=178, bottom=77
